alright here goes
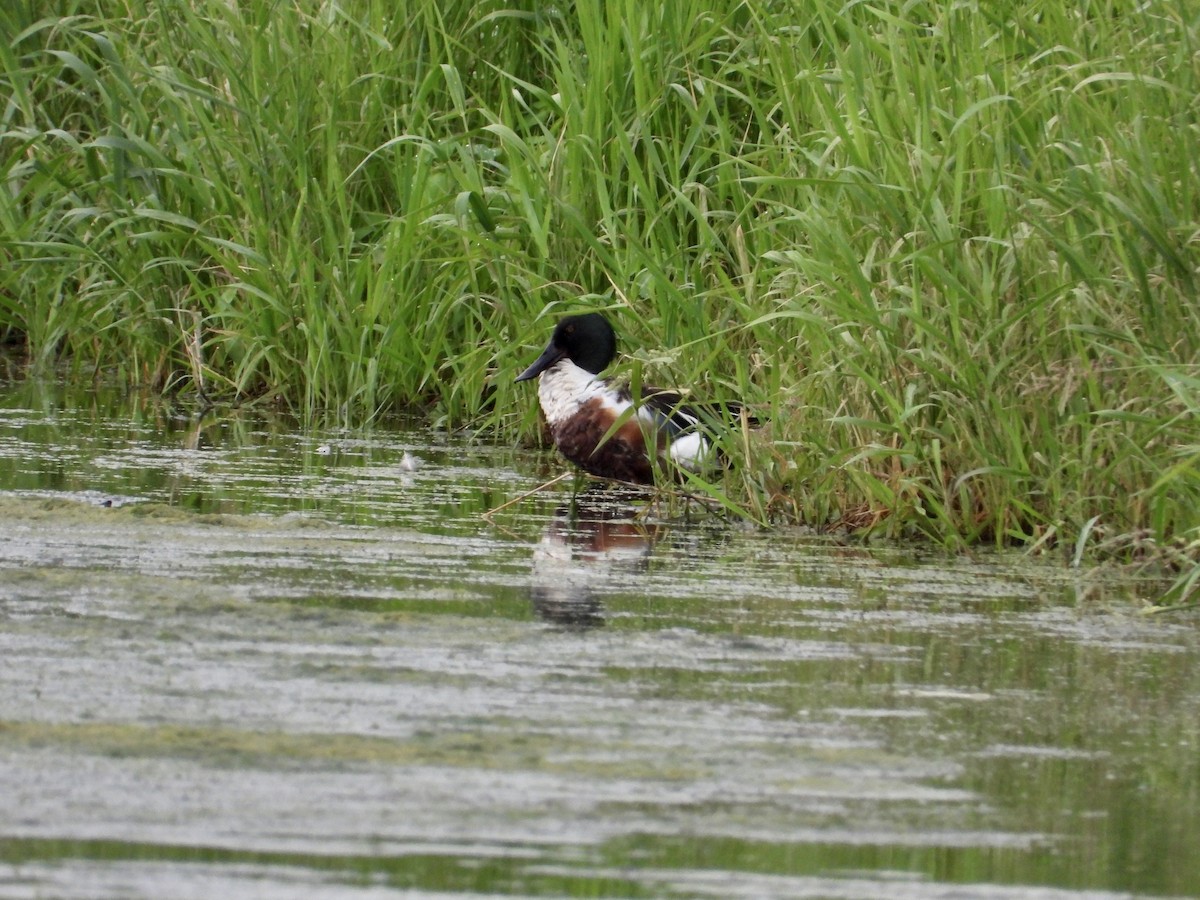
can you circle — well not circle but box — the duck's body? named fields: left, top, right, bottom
left=515, top=313, right=747, bottom=484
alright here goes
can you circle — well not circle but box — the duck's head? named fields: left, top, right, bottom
left=515, top=313, right=617, bottom=382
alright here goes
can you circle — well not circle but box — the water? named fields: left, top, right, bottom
left=0, top=381, right=1196, bottom=899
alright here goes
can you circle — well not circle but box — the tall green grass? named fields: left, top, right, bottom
left=2, top=0, right=1197, bottom=592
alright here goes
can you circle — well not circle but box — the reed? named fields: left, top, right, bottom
left=2, top=0, right=1197, bottom=594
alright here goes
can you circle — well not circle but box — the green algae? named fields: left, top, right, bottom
left=0, top=720, right=571, bottom=773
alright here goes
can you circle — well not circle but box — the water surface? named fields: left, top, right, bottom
left=0, top=383, right=1196, bottom=899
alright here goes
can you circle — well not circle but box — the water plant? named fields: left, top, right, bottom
left=1, top=0, right=1197, bottom=596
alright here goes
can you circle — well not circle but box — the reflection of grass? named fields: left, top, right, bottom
left=1, top=1, right=1196, bottom=595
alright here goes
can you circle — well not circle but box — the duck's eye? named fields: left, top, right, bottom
left=565, top=325, right=575, bottom=334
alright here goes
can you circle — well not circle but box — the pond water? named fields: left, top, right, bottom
left=0, top=381, right=1197, bottom=900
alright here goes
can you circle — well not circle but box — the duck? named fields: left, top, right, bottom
left=515, top=312, right=752, bottom=484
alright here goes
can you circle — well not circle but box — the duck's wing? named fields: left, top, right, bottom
left=640, top=387, right=758, bottom=437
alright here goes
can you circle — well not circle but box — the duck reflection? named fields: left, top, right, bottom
left=530, top=488, right=660, bottom=628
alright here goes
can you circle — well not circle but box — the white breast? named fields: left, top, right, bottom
left=537, top=360, right=630, bottom=425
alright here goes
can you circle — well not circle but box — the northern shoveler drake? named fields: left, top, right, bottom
left=515, top=312, right=752, bottom=484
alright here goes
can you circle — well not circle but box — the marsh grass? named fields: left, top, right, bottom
left=2, top=0, right=1197, bottom=593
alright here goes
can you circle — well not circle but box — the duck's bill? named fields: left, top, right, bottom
left=515, top=343, right=565, bottom=382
